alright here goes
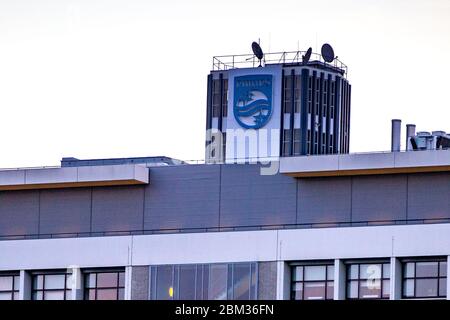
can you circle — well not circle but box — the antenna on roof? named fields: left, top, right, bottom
left=302, top=47, right=312, bottom=65
left=251, top=41, right=264, bottom=67
left=321, top=43, right=335, bottom=63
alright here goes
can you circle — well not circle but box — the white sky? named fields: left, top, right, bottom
left=0, top=0, right=449, bottom=168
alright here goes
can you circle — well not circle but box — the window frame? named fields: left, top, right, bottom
left=346, top=262, right=390, bottom=300
left=31, top=271, right=72, bottom=301
left=0, top=272, right=20, bottom=301
left=83, top=269, right=125, bottom=300
left=290, top=263, right=334, bottom=300
left=402, top=259, right=447, bottom=299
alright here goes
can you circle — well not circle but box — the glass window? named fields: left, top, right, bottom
left=151, top=263, right=257, bottom=301
left=233, top=264, right=251, bottom=300
left=209, top=264, right=228, bottom=300
left=179, top=265, right=196, bottom=300
left=0, top=274, right=19, bottom=300
left=32, top=272, right=72, bottom=300
left=402, top=260, right=447, bottom=299
left=84, top=270, right=125, bottom=300
left=346, top=262, right=390, bottom=299
left=291, top=264, right=334, bottom=300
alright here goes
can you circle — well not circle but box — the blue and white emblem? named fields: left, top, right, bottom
left=233, top=75, right=273, bottom=129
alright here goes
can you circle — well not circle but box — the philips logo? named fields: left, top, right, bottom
left=233, top=75, right=273, bottom=129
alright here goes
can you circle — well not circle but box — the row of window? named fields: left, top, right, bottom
left=291, top=259, right=447, bottom=300
left=0, top=269, right=124, bottom=300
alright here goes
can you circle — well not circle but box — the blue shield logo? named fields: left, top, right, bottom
left=233, top=75, right=273, bottom=129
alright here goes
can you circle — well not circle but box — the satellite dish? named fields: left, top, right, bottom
left=251, top=41, right=264, bottom=66
left=302, top=47, right=312, bottom=64
left=321, top=43, right=335, bottom=63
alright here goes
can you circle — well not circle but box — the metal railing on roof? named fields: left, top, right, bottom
left=212, top=50, right=348, bottom=76
left=0, top=217, right=449, bottom=241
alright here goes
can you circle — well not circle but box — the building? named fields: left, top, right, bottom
left=0, top=46, right=449, bottom=301
left=0, top=146, right=449, bottom=300
left=205, top=48, right=351, bottom=162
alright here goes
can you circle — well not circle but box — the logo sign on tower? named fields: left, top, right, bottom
left=233, top=75, right=273, bottom=129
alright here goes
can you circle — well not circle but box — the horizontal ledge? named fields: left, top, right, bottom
left=284, top=165, right=450, bottom=178
left=0, top=164, right=149, bottom=191
left=0, top=179, right=147, bottom=191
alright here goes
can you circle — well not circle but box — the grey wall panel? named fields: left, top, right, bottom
left=131, top=266, right=150, bottom=300
left=39, top=189, right=92, bottom=235
left=407, top=172, right=450, bottom=220
left=91, top=186, right=144, bottom=233
left=257, top=262, right=277, bottom=299
left=352, top=175, right=407, bottom=222
left=220, top=165, right=297, bottom=227
left=144, top=165, right=220, bottom=230
left=297, top=177, right=351, bottom=224
left=0, top=190, right=39, bottom=236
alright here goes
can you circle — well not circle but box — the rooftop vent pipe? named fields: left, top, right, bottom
left=406, top=124, right=416, bottom=151
left=391, top=119, right=401, bottom=152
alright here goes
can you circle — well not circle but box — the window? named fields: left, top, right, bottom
left=84, top=270, right=125, bottom=300
left=282, top=129, right=291, bottom=156
left=403, top=260, right=447, bottom=299
left=293, top=129, right=301, bottom=156
left=0, top=274, right=20, bottom=300
left=294, top=75, right=301, bottom=113
left=150, top=263, right=257, bottom=300
left=222, top=80, right=228, bottom=117
left=346, top=262, right=390, bottom=299
left=306, top=130, right=311, bottom=155
left=291, top=264, right=334, bottom=300
left=32, top=272, right=72, bottom=300
left=283, top=75, right=292, bottom=114
left=212, top=79, right=221, bottom=118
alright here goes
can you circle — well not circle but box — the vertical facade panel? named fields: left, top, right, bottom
left=39, top=189, right=92, bottom=235
left=144, top=165, right=221, bottom=230
left=0, top=190, right=40, bottom=237
left=300, top=69, right=309, bottom=155
left=289, top=69, right=295, bottom=156
left=220, top=164, right=297, bottom=227
left=407, top=172, right=450, bottom=220
left=325, top=74, right=332, bottom=152
left=297, top=177, right=352, bottom=224
left=91, top=186, right=145, bottom=233
left=351, top=175, right=407, bottom=222
left=334, top=77, right=341, bottom=153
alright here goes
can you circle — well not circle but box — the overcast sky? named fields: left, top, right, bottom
left=0, top=0, right=449, bottom=168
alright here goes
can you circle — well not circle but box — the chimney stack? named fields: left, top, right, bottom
left=391, top=119, right=401, bottom=152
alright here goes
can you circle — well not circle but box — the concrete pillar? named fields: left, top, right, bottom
left=447, top=256, right=450, bottom=300
left=19, top=270, right=32, bottom=300
left=125, top=266, right=133, bottom=300
left=130, top=266, right=150, bottom=300
left=276, top=261, right=290, bottom=300
left=69, top=267, right=83, bottom=300
left=390, top=257, right=402, bottom=300
left=333, top=259, right=346, bottom=300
